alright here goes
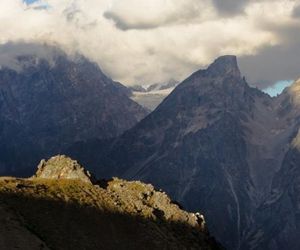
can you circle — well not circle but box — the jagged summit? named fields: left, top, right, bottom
left=83, top=55, right=276, bottom=249
left=33, top=155, right=94, bottom=184
left=0, top=43, right=148, bottom=177
left=207, top=55, right=240, bottom=77
left=212, top=55, right=237, bottom=64
left=179, top=55, right=242, bottom=90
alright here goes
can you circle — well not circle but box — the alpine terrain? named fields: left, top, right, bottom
left=73, top=56, right=300, bottom=250
left=0, top=155, right=221, bottom=250
left=0, top=44, right=148, bottom=177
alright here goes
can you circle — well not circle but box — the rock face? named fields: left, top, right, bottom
left=238, top=82, right=300, bottom=250
left=0, top=156, right=221, bottom=250
left=34, top=155, right=94, bottom=184
left=106, top=178, right=206, bottom=231
left=0, top=44, right=148, bottom=176
left=73, top=56, right=300, bottom=249
left=96, top=55, right=255, bottom=249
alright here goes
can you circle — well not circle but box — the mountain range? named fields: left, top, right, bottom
left=129, top=79, right=179, bottom=110
left=0, top=45, right=148, bottom=176
left=69, top=55, right=300, bottom=250
left=2, top=43, right=300, bottom=249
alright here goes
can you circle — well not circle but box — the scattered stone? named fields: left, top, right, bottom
left=106, top=178, right=206, bottom=230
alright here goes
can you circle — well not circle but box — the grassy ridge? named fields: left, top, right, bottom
left=0, top=178, right=221, bottom=250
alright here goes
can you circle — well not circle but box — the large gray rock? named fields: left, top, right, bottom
left=33, top=155, right=94, bottom=184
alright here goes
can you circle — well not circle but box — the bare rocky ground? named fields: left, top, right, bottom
left=0, top=156, right=221, bottom=250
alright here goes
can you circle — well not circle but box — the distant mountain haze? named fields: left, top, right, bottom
left=129, top=80, right=179, bottom=110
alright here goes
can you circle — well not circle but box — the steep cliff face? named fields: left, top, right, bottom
left=75, top=56, right=300, bottom=249
left=0, top=155, right=221, bottom=250
left=240, top=81, right=300, bottom=250
left=83, top=56, right=257, bottom=249
left=0, top=45, right=148, bottom=176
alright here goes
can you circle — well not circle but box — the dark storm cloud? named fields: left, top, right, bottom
left=103, top=12, right=157, bottom=30
left=239, top=23, right=300, bottom=88
left=105, top=0, right=252, bottom=31
left=292, top=4, right=300, bottom=18
left=103, top=0, right=210, bottom=31
left=212, top=0, right=249, bottom=15
left=239, top=43, right=300, bottom=88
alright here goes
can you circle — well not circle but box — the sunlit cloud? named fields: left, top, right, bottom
left=0, top=0, right=299, bottom=87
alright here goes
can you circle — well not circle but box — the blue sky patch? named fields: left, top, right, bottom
left=263, top=80, right=294, bottom=97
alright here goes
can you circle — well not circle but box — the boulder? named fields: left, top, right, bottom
left=33, top=155, right=94, bottom=184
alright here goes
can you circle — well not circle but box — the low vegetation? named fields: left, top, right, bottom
left=0, top=156, right=221, bottom=250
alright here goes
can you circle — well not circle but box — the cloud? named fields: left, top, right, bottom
left=0, top=0, right=298, bottom=88
left=212, top=0, right=249, bottom=16
left=238, top=0, right=300, bottom=87
left=293, top=4, right=300, bottom=18
left=0, top=42, right=74, bottom=72
left=103, top=0, right=215, bottom=30
left=239, top=31, right=300, bottom=88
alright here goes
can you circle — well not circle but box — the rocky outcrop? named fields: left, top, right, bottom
left=33, top=155, right=94, bottom=184
left=33, top=155, right=206, bottom=231
left=106, top=178, right=206, bottom=231
left=0, top=156, right=221, bottom=250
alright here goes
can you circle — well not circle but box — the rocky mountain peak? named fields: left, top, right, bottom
left=84, top=55, right=283, bottom=249
left=33, top=155, right=94, bottom=184
left=177, top=55, right=243, bottom=95
left=207, top=55, right=240, bottom=77
left=0, top=43, right=148, bottom=176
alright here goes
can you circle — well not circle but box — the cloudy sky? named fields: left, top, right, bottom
left=1, top=0, right=300, bottom=92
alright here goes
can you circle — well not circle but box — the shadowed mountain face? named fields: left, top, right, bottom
left=0, top=46, right=148, bottom=176
left=70, top=56, right=300, bottom=249
left=0, top=155, right=221, bottom=250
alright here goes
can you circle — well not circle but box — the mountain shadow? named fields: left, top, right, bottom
left=0, top=155, right=222, bottom=250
